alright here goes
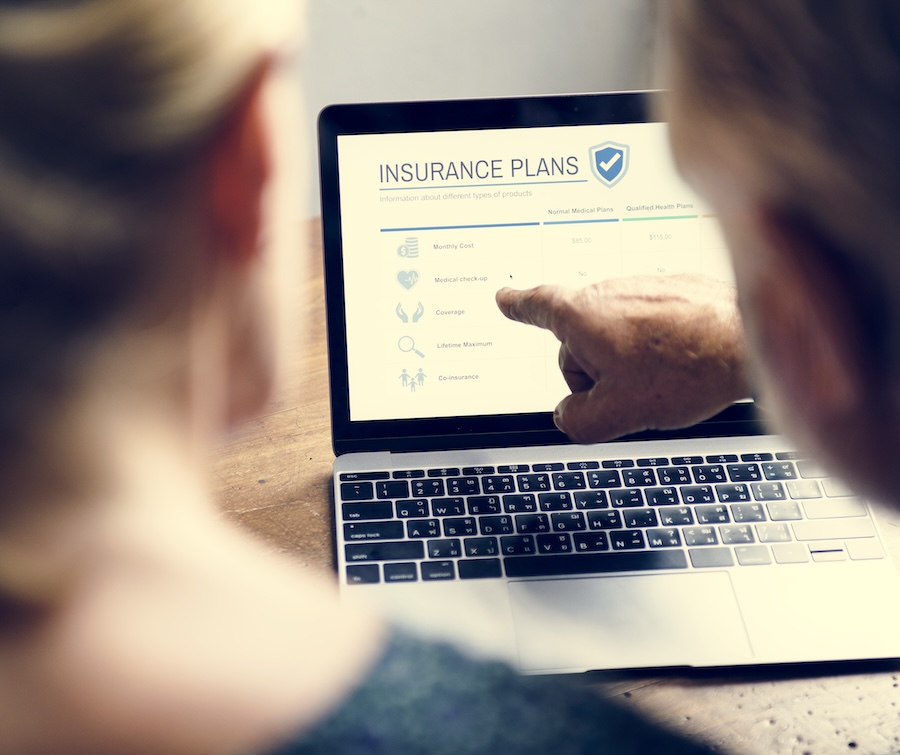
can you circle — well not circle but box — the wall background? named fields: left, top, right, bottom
left=300, top=1, right=657, bottom=214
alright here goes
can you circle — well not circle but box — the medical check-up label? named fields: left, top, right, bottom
left=337, top=123, right=730, bottom=422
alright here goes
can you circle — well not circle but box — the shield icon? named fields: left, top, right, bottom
left=589, top=142, right=629, bottom=187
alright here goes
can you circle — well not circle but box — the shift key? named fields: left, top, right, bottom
left=346, top=541, right=425, bottom=562
left=792, top=518, right=875, bottom=540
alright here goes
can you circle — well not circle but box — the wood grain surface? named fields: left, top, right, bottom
left=211, top=220, right=900, bottom=755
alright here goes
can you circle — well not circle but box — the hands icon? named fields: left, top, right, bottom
left=396, top=302, right=425, bottom=323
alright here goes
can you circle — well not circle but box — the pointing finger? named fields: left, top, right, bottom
left=495, top=285, right=572, bottom=336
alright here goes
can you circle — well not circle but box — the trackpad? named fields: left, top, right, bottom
left=508, top=572, right=753, bottom=672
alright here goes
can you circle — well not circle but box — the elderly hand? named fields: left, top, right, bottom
left=496, top=275, right=752, bottom=443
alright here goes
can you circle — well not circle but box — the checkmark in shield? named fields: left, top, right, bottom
left=589, top=142, right=629, bottom=187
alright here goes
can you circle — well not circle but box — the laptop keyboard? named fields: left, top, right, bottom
left=338, top=451, right=883, bottom=585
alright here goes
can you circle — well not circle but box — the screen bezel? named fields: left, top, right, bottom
left=318, top=92, right=762, bottom=455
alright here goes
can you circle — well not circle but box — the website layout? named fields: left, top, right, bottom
left=338, top=123, right=731, bottom=422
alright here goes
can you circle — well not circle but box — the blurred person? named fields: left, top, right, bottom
left=0, top=1, right=711, bottom=753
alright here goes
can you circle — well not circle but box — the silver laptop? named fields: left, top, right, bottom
left=318, top=91, right=900, bottom=673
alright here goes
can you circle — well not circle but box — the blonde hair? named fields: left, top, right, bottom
left=664, top=2, right=900, bottom=359
left=0, top=0, right=300, bottom=612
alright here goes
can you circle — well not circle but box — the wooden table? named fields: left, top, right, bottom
left=211, top=220, right=900, bottom=755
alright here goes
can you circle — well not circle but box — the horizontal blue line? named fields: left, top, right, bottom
left=381, top=222, right=540, bottom=232
left=379, top=179, right=589, bottom=191
left=543, top=218, right=620, bottom=226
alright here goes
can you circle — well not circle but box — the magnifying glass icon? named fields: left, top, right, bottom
left=398, top=335, right=425, bottom=358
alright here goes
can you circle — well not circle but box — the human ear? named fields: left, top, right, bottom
left=742, top=207, right=890, bottom=485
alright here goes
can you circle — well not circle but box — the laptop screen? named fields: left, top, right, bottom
left=319, top=93, right=754, bottom=454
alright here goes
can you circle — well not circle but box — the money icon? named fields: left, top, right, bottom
left=397, top=237, right=419, bottom=258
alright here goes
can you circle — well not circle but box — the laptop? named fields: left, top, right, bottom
left=317, top=91, right=900, bottom=673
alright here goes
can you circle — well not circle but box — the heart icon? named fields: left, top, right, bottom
left=397, top=270, right=419, bottom=289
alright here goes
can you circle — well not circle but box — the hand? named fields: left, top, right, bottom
left=496, top=275, right=752, bottom=443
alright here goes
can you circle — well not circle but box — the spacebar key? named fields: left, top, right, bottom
left=504, top=550, right=687, bottom=578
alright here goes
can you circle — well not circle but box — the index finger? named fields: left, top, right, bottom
left=495, top=284, right=572, bottom=337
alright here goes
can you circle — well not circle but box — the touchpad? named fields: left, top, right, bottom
left=507, top=572, right=753, bottom=672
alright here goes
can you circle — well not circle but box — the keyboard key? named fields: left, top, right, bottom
left=343, top=522, right=405, bottom=541
left=467, top=495, right=501, bottom=515
left=658, top=506, right=694, bottom=526
left=499, top=464, right=530, bottom=474
left=447, top=477, right=480, bottom=496
left=568, top=461, right=600, bottom=471
left=785, top=479, right=822, bottom=499
left=719, top=524, right=755, bottom=544
left=396, top=500, right=429, bottom=518
left=345, top=541, right=425, bottom=562
left=646, top=487, right=680, bottom=506
left=706, top=454, right=738, bottom=464
left=427, top=539, right=462, bottom=558
left=846, top=539, right=885, bottom=560
left=772, top=543, right=809, bottom=564
left=421, top=561, right=456, bottom=580
left=500, top=535, right=536, bottom=555
left=346, top=564, right=380, bottom=584
left=729, top=503, right=766, bottom=522
left=657, top=467, right=690, bottom=485
left=638, top=457, right=669, bottom=467
left=602, top=459, right=634, bottom=469
left=517, top=474, right=550, bottom=492
left=384, top=562, right=418, bottom=582
left=550, top=512, right=586, bottom=531
left=574, top=490, right=609, bottom=509
left=802, top=497, right=866, bottom=519
left=766, top=501, right=803, bottom=521
left=412, top=479, right=444, bottom=497
left=572, top=532, right=610, bottom=552
left=775, top=451, right=799, bottom=460
left=822, top=477, right=855, bottom=497
left=751, top=482, right=786, bottom=501
left=376, top=480, right=409, bottom=499
left=536, top=533, right=573, bottom=554
left=479, top=515, right=514, bottom=535
left=693, top=465, right=727, bottom=484
left=610, top=489, right=644, bottom=508
left=624, top=509, right=659, bottom=528
left=464, top=537, right=498, bottom=557
left=587, top=510, right=622, bottom=530
left=683, top=526, right=718, bottom=546
left=716, top=483, right=751, bottom=503
left=588, top=469, right=622, bottom=488
left=809, top=541, right=847, bottom=562
left=610, top=529, right=645, bottom=550
left=689, top=547, right=734, bottom=568
left=740, top=452, right=773, bottom=462
left=406, top=519, right=440, bottom=538
left=532, top=463, right=563, bottom=472
left=342, top=502, right=393, bottom=521
left=539, top=492, right=572, bottom=511
left=463, top=465, right=495, bottom=475
left=428, top=467, right=459, bottom=477
left=443, top=517, right=477, bottom=537
left=459, top=558, right=502, bottom=579
left=431, top=498, right=466, bottom=516
left=483, top=475, right=515, bottom=493
left=735, top=545, right=771, bottom=566
left=682, top=485, right=715, bottom=504
left=503, top=550, right=687, bottom=578
left=340, top=482, right=374, bottom=501
left=552, top=472, right=586, bottom=490
left=623, top=468, right=657, bottom=487
left=695, top=504, right=730, bottom=524
left=755, top=523, right=792, bottom=543
left=672, top=455, right=703, bottom=465
left=726, top=464, right=761, bottom=482
left=503, top=494, right=537, bottom=513
left=647, top=528, right=682, bottom=548
left=393, top=469, right=425, bottom=479
left=763, top=462, right=797, bottom=480
left=515, top=513, right=550, bottom=534
left=792, top=518, right=876, bottom=540
left=340, top=471, right=389, bottom=482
